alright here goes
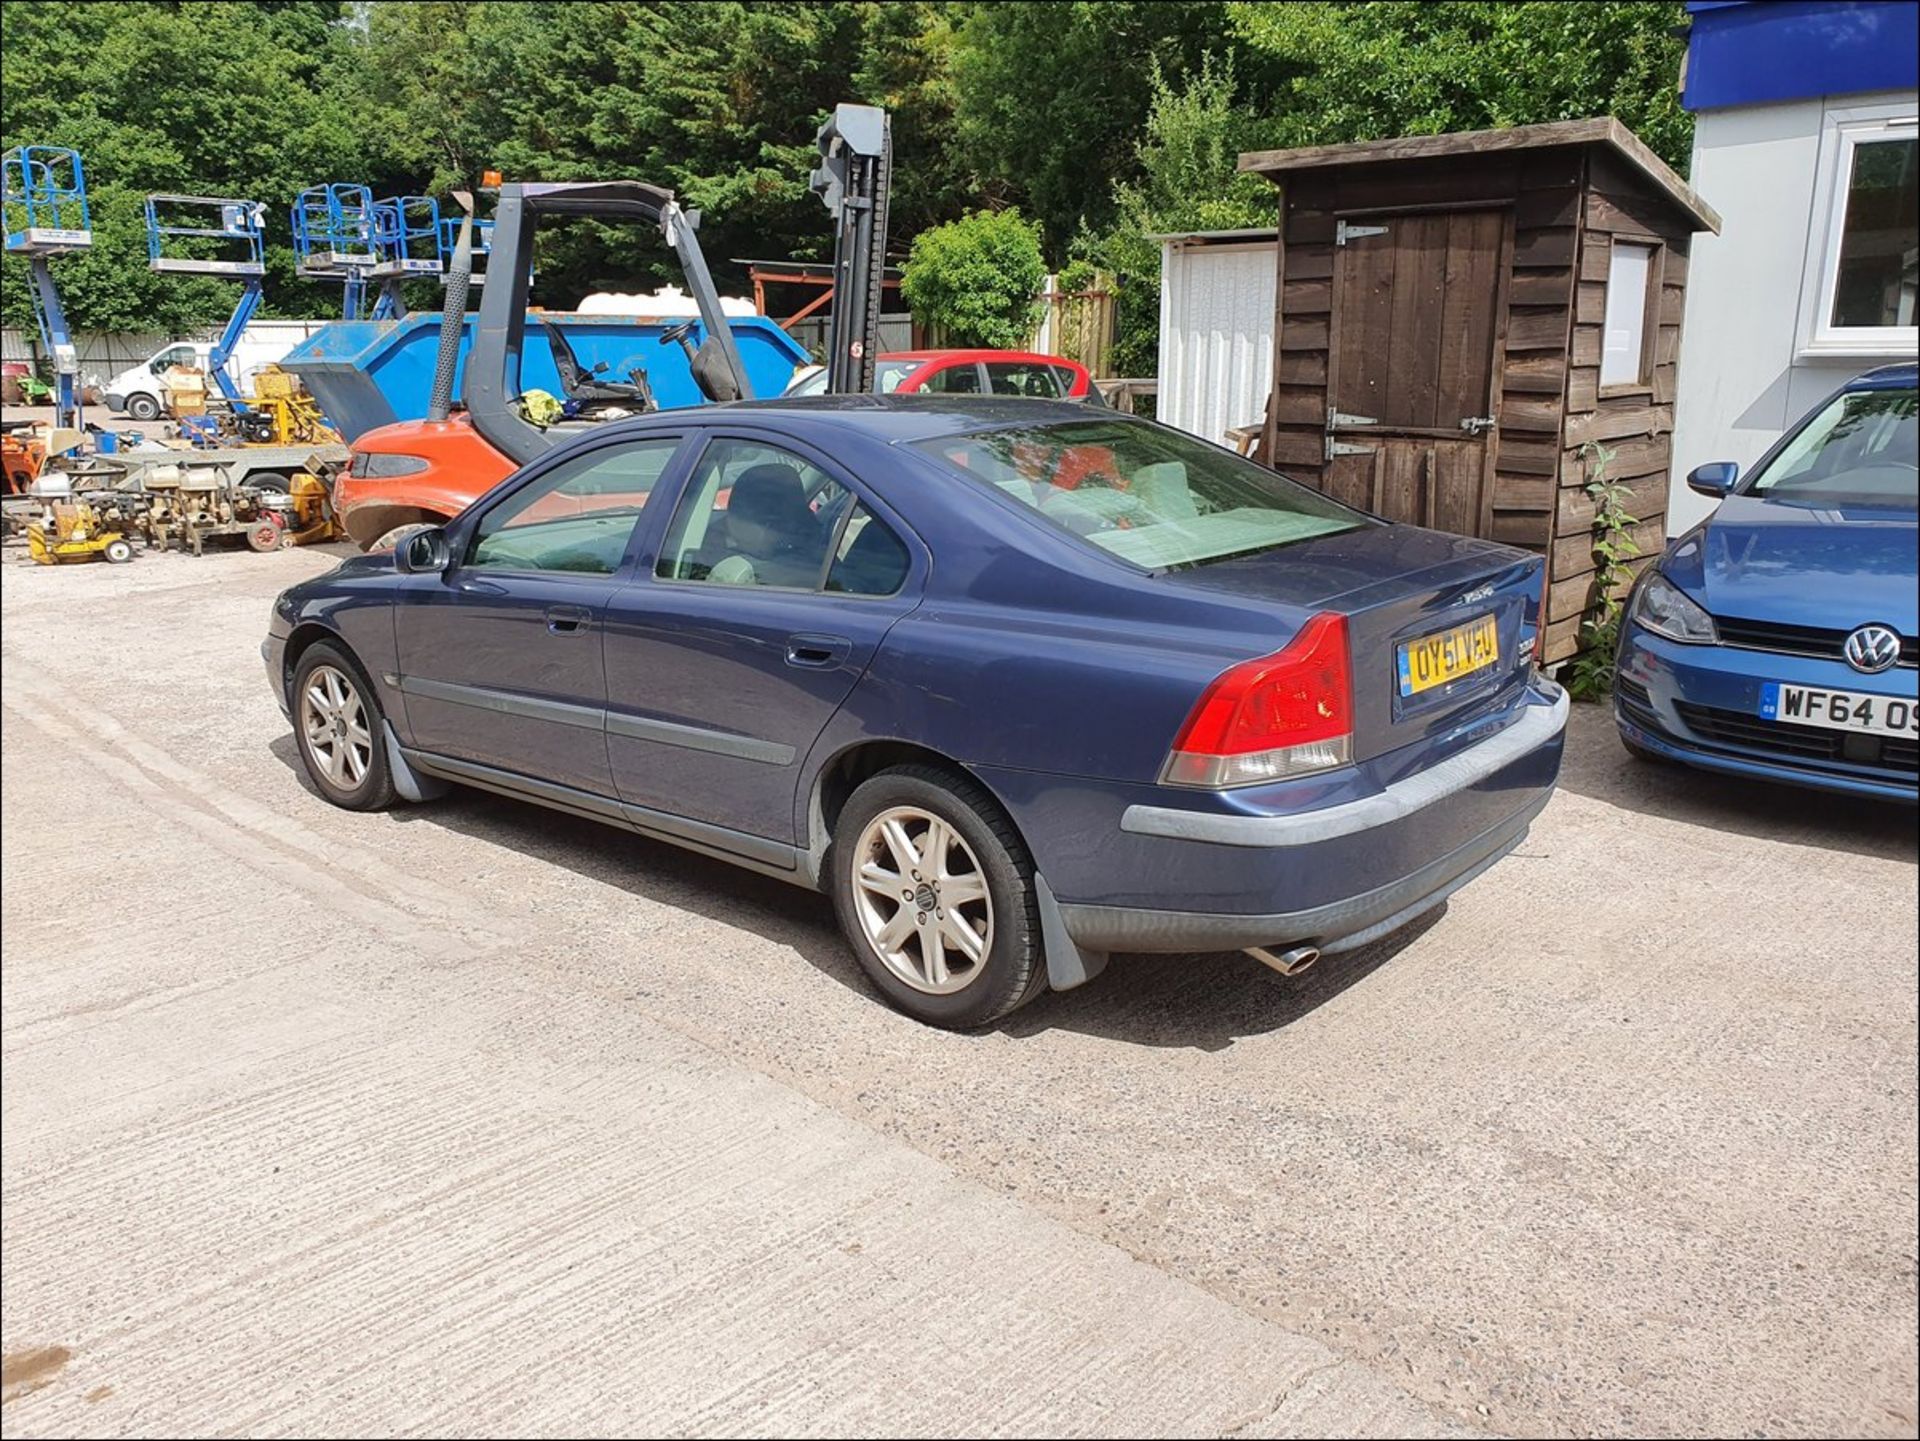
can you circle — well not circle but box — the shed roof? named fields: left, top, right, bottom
left=1238, top=117, right=1720, bottom=234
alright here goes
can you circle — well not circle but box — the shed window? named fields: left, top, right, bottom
left=1601, top=242, right=1656, bottom=387
left=1807, top=113, right=1919, bottom=355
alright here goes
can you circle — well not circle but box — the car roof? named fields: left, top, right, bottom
left=879, top=349, right=1084, bottom=369
left=1850, top=363, right=1917, bottom=390
left=592, top=393, right=1117, bottom=445
left=720, top=393, right=1109, bottom=440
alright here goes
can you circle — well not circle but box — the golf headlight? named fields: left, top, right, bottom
left=1631, top=571, right=1718, bottom=644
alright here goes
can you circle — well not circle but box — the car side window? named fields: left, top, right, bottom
left=825, top=502, right=910, bottom=596
left=986, top=362, right=1062, bottom=398
left=655, top=439, right=843, bottom=589
left=918, top=362, right=981, bottom=395
left=466, top=437, right=679, bottom=575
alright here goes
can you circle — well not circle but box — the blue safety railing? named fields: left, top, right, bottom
left=3, top=146, right=92, bottom=434
left=370, top=195, right=444, bottom=321
left=293, top=183, right=377, bottom=318
left=146, top=193, right=269, bottom=406
left=144, top=194, right=266, bottom=276
left=2, top=146, right=92, bottom=253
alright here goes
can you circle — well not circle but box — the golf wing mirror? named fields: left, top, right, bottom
left=1686, top=462, right=1738, bottom=498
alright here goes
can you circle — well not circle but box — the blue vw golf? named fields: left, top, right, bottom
left=1616, top=365, right=1918, bottom=803
left=265, top=398, right=1567, bottom=1027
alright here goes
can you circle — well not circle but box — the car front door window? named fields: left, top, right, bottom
left=467, top=438, right=679, bottom=575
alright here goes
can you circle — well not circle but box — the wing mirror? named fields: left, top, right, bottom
left=393, top=526, right=451, bottom=574
left=1686, top=461, right=1739, bottom=498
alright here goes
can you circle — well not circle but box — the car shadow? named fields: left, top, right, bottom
left=1554, top=700, right=1917, bottom=864
left=267, top=734, right=1431, bottom=1049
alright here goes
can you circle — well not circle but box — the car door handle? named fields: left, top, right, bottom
left=546, top=604, right=593, bottom=635
left=786, top=633, right=851, bottom=668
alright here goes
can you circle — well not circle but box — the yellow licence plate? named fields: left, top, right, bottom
left=1397, top=614, right=1499, bottom=696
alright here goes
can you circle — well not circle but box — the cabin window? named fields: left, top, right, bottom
left=1600, top=241, right=1659, bottom=389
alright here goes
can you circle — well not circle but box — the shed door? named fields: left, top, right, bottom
left=1325, top=209, right=1509, bottom=535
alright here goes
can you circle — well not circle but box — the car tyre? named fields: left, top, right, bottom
left=125, top=393, right=161, bottom=422
left=291, top=641, right=398, bottom=811
left=831, top=764, right=1047, bottom=1029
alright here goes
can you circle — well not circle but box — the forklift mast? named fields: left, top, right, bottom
left=457, top=180, right=755, bottom=468
left=810, top=104, right=892, bottom=395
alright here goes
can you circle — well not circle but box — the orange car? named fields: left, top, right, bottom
left=331, top=414, right=515, bottom=550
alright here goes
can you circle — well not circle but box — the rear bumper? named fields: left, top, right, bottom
left=1059, top=787, right=1547, bottom=952
left=992, top=680, right=1566, bottom=956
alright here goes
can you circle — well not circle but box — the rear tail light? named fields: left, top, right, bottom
left=1162, top=613, right=1353, bottom=789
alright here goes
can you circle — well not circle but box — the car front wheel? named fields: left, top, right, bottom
left=831, top=765, right=1047, bottom=1029
left=125, top=393, right=161, bottom=422
left=292, top=641, right=397, bottom=811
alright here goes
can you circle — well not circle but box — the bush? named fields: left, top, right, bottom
left=900, top=208, right=1047, bottom=350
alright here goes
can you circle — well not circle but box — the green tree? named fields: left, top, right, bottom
left=901, top=208, right=1046, bottom=348
left=2, top=1, right=379, bottom=330
left=950, top=0, right=1282, bottom=258
left=1084, top=58, right=1282, bottom=377
left=1228, top=1, right=1691, bottom=170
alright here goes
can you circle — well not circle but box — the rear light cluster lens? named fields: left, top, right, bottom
left=347, top=451, right=430, bottom=479
left=1162, top=613, right=1354, bottom=789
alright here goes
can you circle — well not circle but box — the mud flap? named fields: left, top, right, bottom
left=1035, top=874, right=1108, bottom=992
left=384, top=721, right=450, bottom=803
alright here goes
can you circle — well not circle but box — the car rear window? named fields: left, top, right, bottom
left=913, top=419, right=1369, bottom=570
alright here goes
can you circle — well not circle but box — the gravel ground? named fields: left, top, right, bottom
left=2, top=540, right=1914, bottom=1437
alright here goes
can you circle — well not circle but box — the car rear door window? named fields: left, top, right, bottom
left=985, top=362, right=1063, bottom=398
left=466, top=437, right=679, bottom=574
left=917, top=361, right=982, bottom=394
left=825, top=503, right=910, bottom=596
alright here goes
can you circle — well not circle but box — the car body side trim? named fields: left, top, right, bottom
left=398, top=675, right=795, bottom=764
left=605, top=709, right=795, bottom=766
left=398, top=675, right=604, bottom=732
left=1121, top=684, right=1567, bottom=848
left=399, top=746, right=807, bottom=879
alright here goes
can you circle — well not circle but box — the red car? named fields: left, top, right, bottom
left=784, top=349, right=1100, bottom=401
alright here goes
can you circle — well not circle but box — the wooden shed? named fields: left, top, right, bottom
left=1238, top=119, right=1721, bottom=660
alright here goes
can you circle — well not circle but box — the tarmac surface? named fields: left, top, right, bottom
left=2, top=540, right=1915, bottom=1437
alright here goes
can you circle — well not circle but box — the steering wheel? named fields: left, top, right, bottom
left=660, top=318, right=699, bottom=348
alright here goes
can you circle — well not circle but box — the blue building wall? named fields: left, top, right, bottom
left=1684, top=1, right=1919, bottom=111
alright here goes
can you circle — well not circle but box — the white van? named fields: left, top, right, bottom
left=102, top=320, right=332, bottom=422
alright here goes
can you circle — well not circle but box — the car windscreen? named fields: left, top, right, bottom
left=913, top=419, right=1370, bottom=570
left=1744, top=386, right=1917, bottom=511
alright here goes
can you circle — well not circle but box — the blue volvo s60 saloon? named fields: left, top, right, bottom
left=265, top=397, right=1568, bottom=1027
left=1616, top=365, right=1917, bottom=803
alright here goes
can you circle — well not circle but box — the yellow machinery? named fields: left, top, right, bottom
left=265, top=465, right=346, bottom=547
left=26, top=502, right=134, bottom=565
left=237, top=367, right=340, bottom=448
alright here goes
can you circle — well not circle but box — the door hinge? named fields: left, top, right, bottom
left=1459, top=415, right=1497, bottom=436
left=1327, top=438, right=1376, bottom=458
left=1329, top=409, right=1378, bottom=428
left=1335, top=220, right=1388, bottom=246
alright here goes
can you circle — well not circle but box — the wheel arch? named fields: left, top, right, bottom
left=802, top=736, right=1110, bottom=995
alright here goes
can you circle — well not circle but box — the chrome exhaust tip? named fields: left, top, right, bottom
left=1246, top=944, right=1320, bottom=977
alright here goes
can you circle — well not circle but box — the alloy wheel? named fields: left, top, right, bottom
left=850, top=804, right=994, bottom=994
left=300, top=664, right=374, bottom=792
